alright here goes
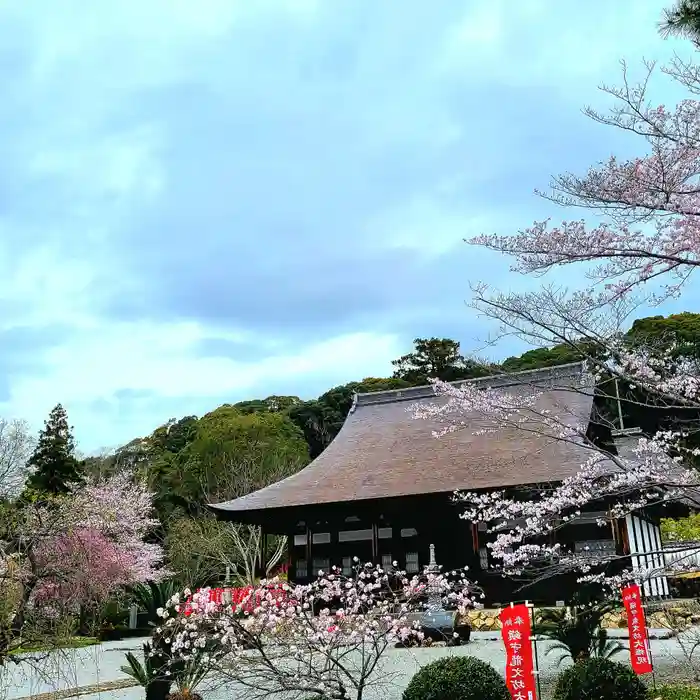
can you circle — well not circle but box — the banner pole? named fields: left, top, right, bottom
left=641, top=593, right=657, bottom=691
left=526, top=600, right=542, bottom=700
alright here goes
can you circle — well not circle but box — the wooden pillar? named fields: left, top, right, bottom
left=260, top=530, right=268, bottom=579
left=331, top=518, right=339, bottom=572
left=306, top=526, right=313, bottom=580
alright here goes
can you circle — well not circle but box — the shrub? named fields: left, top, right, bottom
left=534, top=604, right=625, bottom=664
left=656, top=686, right=700, bottom=700
left=553, top=657, right=647, bottom=700
left=402, top=656, right=509, bottom=700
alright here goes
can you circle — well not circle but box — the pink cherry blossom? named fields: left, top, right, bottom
left=4, top=473, right=166, bottom=622
left=154, top=563, right=478, bottom=699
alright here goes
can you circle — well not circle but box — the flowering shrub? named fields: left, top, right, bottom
left=153, top=561, right=478, bottom=700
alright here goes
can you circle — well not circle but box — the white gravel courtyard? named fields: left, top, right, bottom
left=2, top=629, right=695, bottom=700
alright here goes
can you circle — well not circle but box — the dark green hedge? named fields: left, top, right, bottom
left=402, top=656, right=510, bottom=700
left=553, top=658, right=647, bottom=700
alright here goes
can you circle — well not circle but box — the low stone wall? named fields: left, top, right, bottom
left=464, top=609, right=502, bottom=631
left=462, top=599, right=700, bottom=631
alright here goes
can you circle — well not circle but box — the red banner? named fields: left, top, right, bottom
left=621, top=584, right=653, bottom=675
left=499, top=604, right=538, bottom=700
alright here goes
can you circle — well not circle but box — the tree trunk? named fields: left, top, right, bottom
left=10, top=573, right=38, bottom=636
left=78, top=604, right=93, bottom=637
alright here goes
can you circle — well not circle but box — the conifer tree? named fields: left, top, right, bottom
left=25, top=404, right=83, bottom=496
left=660, top=1, right=700, bottom=46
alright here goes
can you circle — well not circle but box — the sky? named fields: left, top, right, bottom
left=0, top=0, right=694, bottom=451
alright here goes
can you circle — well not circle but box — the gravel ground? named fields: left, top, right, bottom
left=4, top=632, right=699, bottom=700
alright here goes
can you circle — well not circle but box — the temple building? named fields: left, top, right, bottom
left=210, top=362, right=685, bottom=604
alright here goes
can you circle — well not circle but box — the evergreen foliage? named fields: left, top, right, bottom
left=660, top=0, right=700, bottom=45
left=553, top=658, right=647, bottom=700
left=24, top=404, right=82, bottom=496
left=402, top=656, right=510, bottom=700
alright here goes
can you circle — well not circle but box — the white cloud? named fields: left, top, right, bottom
left=0, top=245, right=99, bottom=328
left=27, top=126, right=166, bottom=205
left=367, top=195, right=487, bottom=258
left=0, top=320, right=401, bottom=449
left=0, top=0, right=692, bottom=454
left=437, top=0, right=684, bottom=90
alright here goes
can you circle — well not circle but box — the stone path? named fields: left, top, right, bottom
left=3, top=639, right=147, bottom=700
left=1, top=630, right=693, bottom=700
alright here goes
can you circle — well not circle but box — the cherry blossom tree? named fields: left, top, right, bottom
left=413, top=55, right=700, bottom=592
left=471, top=57, right=700, bottom=306
left=29, top=474, right=166, bottom=621
left=147, top=563, right=477, bottom=700
left=0, top=472, right=166, bottom=664
left=0, top=418, right=34, bottom=501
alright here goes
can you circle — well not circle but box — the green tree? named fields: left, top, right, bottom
left=152, top=407, right=309, bottom=520
left=501, top=344, right=585, bottom=372
left=661, top=513, right=700, bottom=542
left=24, top=404, right=82, bottom=496
left=149, top=416, right=199, bottom=455
left=626, top=312, right=700, bottom=358
left=660, top=1, right=700, bottom=45
left=233, top=395, right=301, bottom=415
left=287, top=399, right=334, bottom=459
left=391, top=337, right=492, bottom=384
left=288, top=377, right=413, bottom=458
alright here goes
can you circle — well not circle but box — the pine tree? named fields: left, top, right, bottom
left=660, top=1, right=700, bottom=46
left=391, top=337, right=494, bottom=384
left=25, top=404, right=83, bottom=496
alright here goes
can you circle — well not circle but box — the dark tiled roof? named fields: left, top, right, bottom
left=210, top=362, right=594, bottom=517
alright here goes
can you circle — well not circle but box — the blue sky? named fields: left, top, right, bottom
left=0, top=0, right=693, bottom=451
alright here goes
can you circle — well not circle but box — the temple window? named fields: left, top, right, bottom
left=312, top=557, right=330, bottom=574
left=339, top=529, right=372, bottom=542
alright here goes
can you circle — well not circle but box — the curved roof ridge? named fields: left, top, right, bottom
left=354, top=361, right=588, bottom=407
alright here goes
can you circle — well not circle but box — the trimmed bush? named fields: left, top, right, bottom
left=553, top=657, right=647, bottom=700
left=656, top=686, right=700, bottom=700
left=402, top=656, right=509, bottom=700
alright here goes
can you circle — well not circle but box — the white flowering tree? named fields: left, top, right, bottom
left=412, top=53, right=700, bottom=591
left=150, top=562, right=477, bottom=700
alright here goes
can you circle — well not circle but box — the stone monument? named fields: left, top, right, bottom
left=405, top=543, right=470, bottom=644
